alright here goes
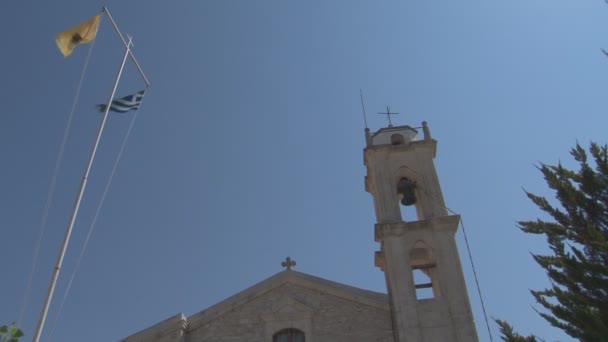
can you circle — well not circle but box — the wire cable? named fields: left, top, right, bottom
left=399, top=163, right=494, bottom=342
left=18, top=40, right=97, bottom=327
left=451, top=213, right=494, bottom=342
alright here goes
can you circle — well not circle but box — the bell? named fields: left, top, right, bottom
left=397, top=177, right=417, bottom=206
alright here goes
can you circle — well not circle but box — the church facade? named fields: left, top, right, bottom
left=121, top=123, right=478, bottom=342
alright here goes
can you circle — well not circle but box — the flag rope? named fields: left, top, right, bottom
left=18, top=39, right=97, bottom=328
left=46, top=94, right=147, bottom=341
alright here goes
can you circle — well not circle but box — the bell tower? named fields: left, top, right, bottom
left=364, top=122, right=478, bottom=342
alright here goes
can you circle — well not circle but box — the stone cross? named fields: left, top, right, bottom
left=281, top=257, right=296, bottom=270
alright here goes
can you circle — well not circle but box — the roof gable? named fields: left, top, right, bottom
left=186, top=270, right=388, bottom=330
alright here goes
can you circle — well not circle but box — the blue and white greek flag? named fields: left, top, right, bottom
left=97, top=90, right=145, bottom=113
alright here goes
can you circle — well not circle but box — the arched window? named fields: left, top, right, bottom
left=273, top=328, right=305, bottom=342
left=397, top=177, right=418, bottom=221
left=391, top=133, right=405, bottom=145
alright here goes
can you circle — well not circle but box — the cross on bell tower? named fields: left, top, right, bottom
left=378, top=106, right=399, bottom=127
left=363, top=121, right=479, bottom=342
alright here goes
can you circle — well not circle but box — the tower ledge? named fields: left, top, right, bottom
left=369, top=125, right=419, bottom=146
left=374, top=215, right=460, bottom=242
left=364, top=124, right=437, bottom=158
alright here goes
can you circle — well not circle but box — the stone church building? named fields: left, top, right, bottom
left=120, top=123, right=479, bottom=342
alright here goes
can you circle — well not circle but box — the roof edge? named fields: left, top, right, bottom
left=187, top=270, right=388, bottom=330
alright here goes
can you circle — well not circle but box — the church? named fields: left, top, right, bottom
left=120, top=122, right=479, bottom=342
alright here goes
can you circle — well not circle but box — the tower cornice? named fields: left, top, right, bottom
left=364, top=139, right=437, bottom=157
left=374, top=215, right=460, bottom=242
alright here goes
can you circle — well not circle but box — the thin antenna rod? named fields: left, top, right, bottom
left=360, top=89, right=368, bottom=129
left=31, top=38, right=133, bottom=342
left=102, top=6, right=150, bottom=88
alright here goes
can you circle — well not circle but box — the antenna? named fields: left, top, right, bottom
left=360, top=89, right=368, bottom=129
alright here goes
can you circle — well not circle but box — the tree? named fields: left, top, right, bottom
left=498, top=143, right=608, bottom=341
left=495, top=320, right=539, bottom=342
left=0, top=323, right=23, bottom=342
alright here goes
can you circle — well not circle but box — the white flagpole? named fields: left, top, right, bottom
left=32, top=37, right=133, bottom=342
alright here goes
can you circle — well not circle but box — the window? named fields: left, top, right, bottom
left=391, top=134, right=405, bottom=145
left=412, top=266, right=435, bottom=299
left=410, top=241, right=438, bottom=300
left=273, top=328, right=305, bottom=342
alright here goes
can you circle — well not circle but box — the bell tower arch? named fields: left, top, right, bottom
left=364, top=121, right=478, bottom=342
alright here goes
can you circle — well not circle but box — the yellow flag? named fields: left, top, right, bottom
left=55, top=14, right=101, bottom=57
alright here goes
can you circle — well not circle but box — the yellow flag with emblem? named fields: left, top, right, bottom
left=55, top=14, right=101, bottom=57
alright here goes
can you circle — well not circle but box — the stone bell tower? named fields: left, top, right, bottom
left=363, top=122, right=478, bottom=342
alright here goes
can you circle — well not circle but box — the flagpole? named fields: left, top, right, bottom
left=32, top=37, right=133, bottom=342
left=102, top=6, right=150, bottom=88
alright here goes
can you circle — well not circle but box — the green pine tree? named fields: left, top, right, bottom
left=498, top=143, right=608, bottom=341
left=495, top=320, right=539, bottom=342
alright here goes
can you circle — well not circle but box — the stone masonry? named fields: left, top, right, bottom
left=121, top=270, right=394, bottom=342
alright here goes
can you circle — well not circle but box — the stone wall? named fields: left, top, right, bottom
left=187, top=283, right=393, bottom=342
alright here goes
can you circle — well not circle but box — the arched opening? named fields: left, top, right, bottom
left=273, top=328, right=305, bottom=342
left=391, top=133, right=405, bottom=145
left=397, top=177, right=418, bottom=221
left=409, top=241, right=438, bottom=300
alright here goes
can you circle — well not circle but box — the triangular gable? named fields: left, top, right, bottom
left=186, top=270, right=388, bottom=331
left=120, top=313, right=187, bottom=342
left=121, top=270, right=390, bottom=340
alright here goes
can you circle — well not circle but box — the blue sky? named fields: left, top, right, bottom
left=1, top=1, right=606, bottom=341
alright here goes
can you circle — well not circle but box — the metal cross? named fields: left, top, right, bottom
left=281, top=256, right=296, bottom=270
left=378, top=106, right=399, bottom=127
